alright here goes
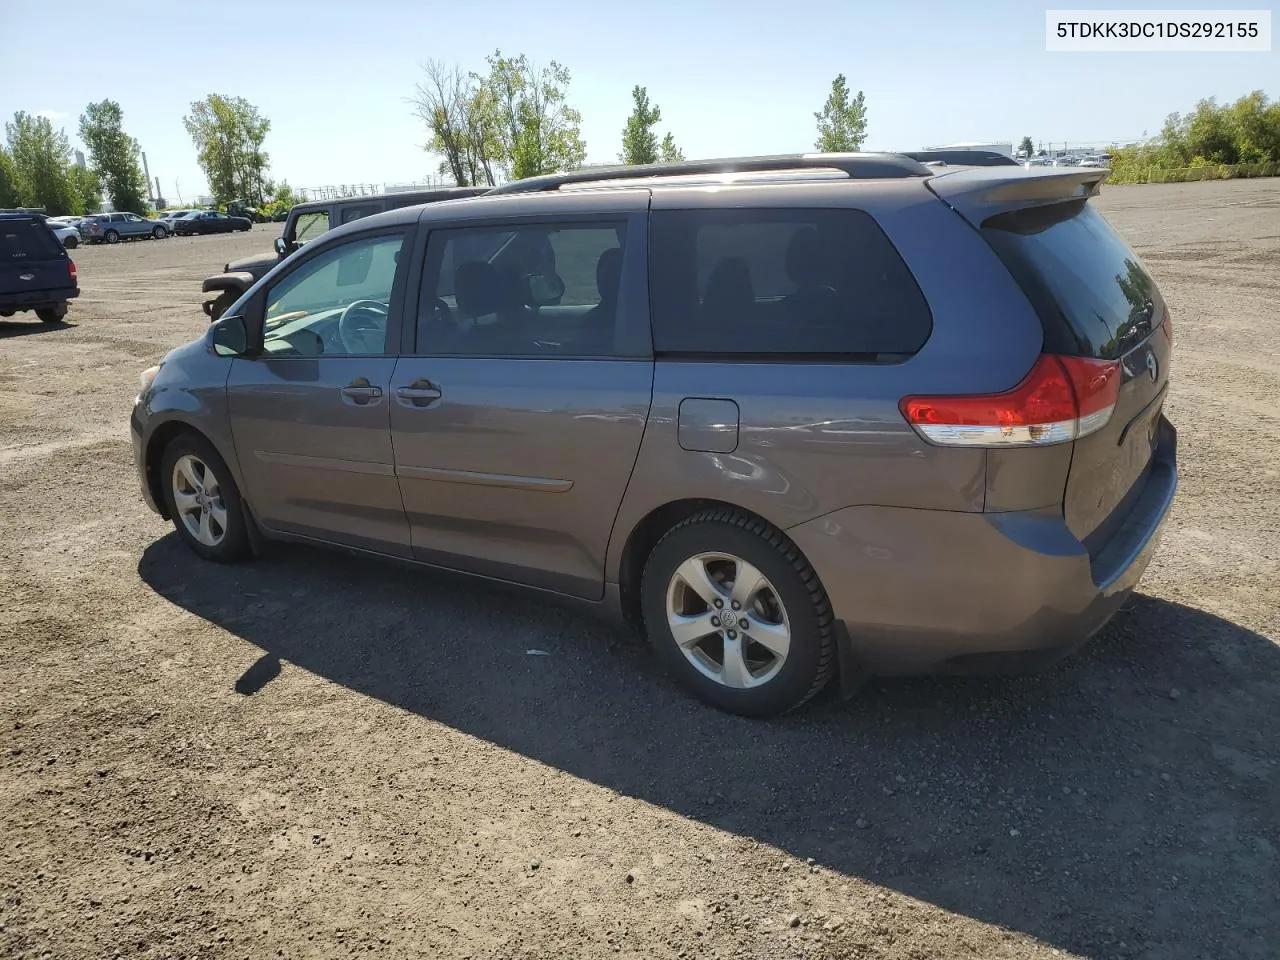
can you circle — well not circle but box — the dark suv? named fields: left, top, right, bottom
left=1, top=213, right=79, bottom=324
left=199, top=187, right=488, bottom=320
left=132, top=154, right=1176, bottom=716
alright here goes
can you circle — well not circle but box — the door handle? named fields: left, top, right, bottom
left=340, top=377, right=383, bottom=406
left=395, top=378, right=442, bottom=408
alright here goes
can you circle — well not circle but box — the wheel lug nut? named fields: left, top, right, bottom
left=739, top=618, right=749, bottom=630
left=727, top=631, right=737, bottom=640
left=731, top=601, right=740, bottom=610
left=710, top=616, right=720, bottom=627
left=713, top=599, right=723, bottom=609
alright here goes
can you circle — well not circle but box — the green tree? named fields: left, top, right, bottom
left=4, top=112, right=77, bottom=214
left=0, top=144, right=20, bottom=208
left=1018, top=136, right=1035, bottom=157
left=412, top=59, right=499, bottom=186
left=78, top=100, right=149, bottom=214
left=68, top=164, right=102, bottom=214
left=479, top=50, right=586, bottom=181
left=660, top=132, right=685, bottom=163
left=814, top=74, right=868, bottom=152
left=182, top=95, right=271, bottom=206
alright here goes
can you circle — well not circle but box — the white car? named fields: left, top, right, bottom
left=46, top=220, right=80, bottom=249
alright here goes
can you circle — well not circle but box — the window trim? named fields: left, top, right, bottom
left=401, top=211, right=652, bottom=361
left=252, top=224, right=414, bottom=360
left=647, top=205, right=933, bottom=364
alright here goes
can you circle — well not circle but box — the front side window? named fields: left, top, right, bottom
left=261, top=232, right=405, bottom=358
left=649, top=208, right=933, bottom=358
left=291, top=211, right=330, bottom=245
left=417, top=221, right=627, bottom=357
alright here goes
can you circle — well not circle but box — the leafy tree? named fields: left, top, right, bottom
left=411, top=59, right=498, bottom=187
left=4, top=112, right=77, bottom=214
left=660, top=132, right=685, bottom=163
left=68, top=164, right=102, bottom=214
left=78, top=100, right=148, bottom=214
left=479, top=50, right=586, bottom=181
left=183, top=95, right=271, bottom=206
left=1018, top=136, right=1035, bottom=156
left=814, top=74, right=868, bottom=152
left=0, top=144, right=20, bottom=208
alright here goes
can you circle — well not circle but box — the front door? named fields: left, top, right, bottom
left=389, top=210, right=653, bottom=598
left=227, top=227, right=414, bottom=556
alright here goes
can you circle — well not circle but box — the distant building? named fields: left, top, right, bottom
left=74, top=150, right=86, bottom=169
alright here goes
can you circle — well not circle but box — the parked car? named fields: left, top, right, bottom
left=172, top=210, right=253, bottom=236
left=133, top=153, right=1176, bottom=717
left=158, top=209, right=195, bottom=229
left=1, top=213, right=79, bottom=323
left=80, top=212, right=170, bottom=243
left=199, top=187, right=487, bottom=320
left=47, top=221, right=80, bottom=249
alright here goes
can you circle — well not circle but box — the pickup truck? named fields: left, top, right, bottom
left=200, top=186, right=488, bottom=320
left=0, top=213, right=80, bottom=324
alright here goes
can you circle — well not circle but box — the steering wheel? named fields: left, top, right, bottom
left=338, top=299, right=388, bottom=354
left=426, top=296, right=454, bottom=328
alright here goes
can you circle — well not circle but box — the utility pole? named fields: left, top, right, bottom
left=175, top=178, right=183, bottom=204
left=141, top=151, right=154, bottom=201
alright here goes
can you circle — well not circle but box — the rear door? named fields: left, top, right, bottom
left=0, top=218, right=68, bottom=300
left=981, top=199, right=1171, bottom=545
left=387, top=202, right=653, bottom=599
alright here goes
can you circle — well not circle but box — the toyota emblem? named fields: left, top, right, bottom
left=1145, top=352, right=1159, bottom=382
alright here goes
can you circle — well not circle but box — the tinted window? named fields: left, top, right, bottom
left=417, top=221, right=628, bottom=357
left=263, top=232, right=405, bottom=357
left=1, top=219, right=62, bottom=259
left=340, top=204, right=382, bottom=225
left=291, top=211, right=329, bottom=244
left=649, top=208, right=932, bottom=358
left=982, top=200, right=1158, bottom=360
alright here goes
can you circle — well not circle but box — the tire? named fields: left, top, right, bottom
left=152, top=226, right=167, bottom=239
left=64, top=235, right=78, bottom=249
left=160, top=432, right=251, bottom=563
left=207, top=290, right=238, bottom=322
left=640, top=508, right=836, bottom=717
left=104, top=229, right=120, bottom=244
left=36, top=303, right=67, bottom=323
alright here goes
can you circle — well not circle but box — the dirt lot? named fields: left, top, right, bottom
left=2, top=181, right=1277, bottom=960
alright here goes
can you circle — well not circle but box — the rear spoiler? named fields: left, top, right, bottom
left=926, top=167, right=1109, bottom=227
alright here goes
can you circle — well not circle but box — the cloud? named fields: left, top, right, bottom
left=35, top=109, right=68, bottom=121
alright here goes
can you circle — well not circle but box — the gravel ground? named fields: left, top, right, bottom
left=1, top=181, right=1277, bottom=960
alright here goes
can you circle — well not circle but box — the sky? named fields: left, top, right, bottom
left=2, top=0, right=1275, bottom=200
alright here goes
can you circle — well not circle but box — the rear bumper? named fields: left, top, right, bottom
left=789, top=417, right=1177, bottom=675
left=0, top=286, right=79, bottom=309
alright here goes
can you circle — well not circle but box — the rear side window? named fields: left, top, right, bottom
left=648, top=208, right=932, bottom=358
left=1, top=219, right=62, bottom=259
left=982, top=200, right=1159, bottom=360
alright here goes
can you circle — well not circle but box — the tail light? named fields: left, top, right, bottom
left=68, top=260, right=77, bottom=282
left=901, top=354, right=1121, bottom=447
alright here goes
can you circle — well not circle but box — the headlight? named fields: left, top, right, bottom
left=139, top=364, right=162, bottom=392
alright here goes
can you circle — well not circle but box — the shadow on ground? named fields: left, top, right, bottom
left=0, top=318, right=73, bottom=338
left=139, top=535, right=1279, bottom=959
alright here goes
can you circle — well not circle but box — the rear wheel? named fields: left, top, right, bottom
left=104, top=229, right=120, bottom=244
left=160, top=433, right=251, bottom=563
left=63, top=235, right=78, bottom=249
left=640, top=508, right=836, bottom=716
left=152, top=226, right=167, bottom=239
left=36, top=303, right=67, bottom=323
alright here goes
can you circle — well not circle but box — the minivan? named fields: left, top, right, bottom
left=131, top=154, right=1176, bottom=716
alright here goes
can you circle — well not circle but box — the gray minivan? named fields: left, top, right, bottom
left=131, top=154, right=1177, bottom=716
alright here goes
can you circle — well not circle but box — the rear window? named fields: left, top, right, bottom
left=982, top=200, right=1159, bottom=360
left=648, top=208, right=932, bottom=359
left=1, top=219, right=63, bottom=259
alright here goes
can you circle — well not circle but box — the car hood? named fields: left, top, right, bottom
left=226, top=252, right=277, bottom=278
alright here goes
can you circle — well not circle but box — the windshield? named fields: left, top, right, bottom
left=983, top=200, right=1159, bottom=360
left=290, top=211, right=329, bottom=245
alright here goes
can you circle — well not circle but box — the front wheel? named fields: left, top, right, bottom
left=104, top=229, right=120, bottom=244
left=160, top=433, right=251, bottom=563
left=152, top=226, right=167, bottom=239
left=640, top=508, right=836, bottom=717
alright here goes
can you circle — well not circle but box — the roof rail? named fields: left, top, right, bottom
left=484, top=152, right=933, bottom=195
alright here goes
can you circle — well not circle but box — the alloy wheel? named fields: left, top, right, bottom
left=171, top=454, right=228, bottom=547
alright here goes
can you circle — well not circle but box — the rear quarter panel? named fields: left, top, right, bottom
left=606, top=180, right=1046, bottom=580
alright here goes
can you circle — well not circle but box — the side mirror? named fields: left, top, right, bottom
left=274, top=237, right=288, bottom=257
left=211, top=314, right=250, bottom=357
left=527, top=273, right=566, bottom=307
